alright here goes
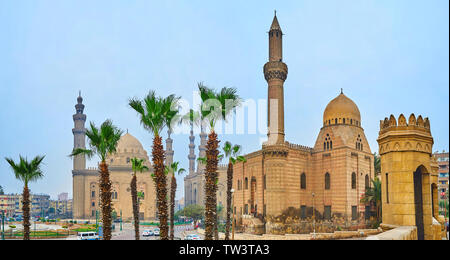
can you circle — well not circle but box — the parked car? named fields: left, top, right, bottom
left=184, top=234, right=201, bottom=240
left=153, top=228, right=160, bottom=236
left=77, top=232, right=100, bottom=240
left=142, top=229, right=153, bottom=237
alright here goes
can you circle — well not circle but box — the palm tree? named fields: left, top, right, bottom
left=5, top=155, right=45, bottom=240
left=222, top=141, right=246, bottom=240
left=70, top=120, right=123, bottom=240
left=374, top=153, right=381, bottom=176
left=129, top=91, right=181, bottom=240
left=198, top=83, right=241, bottom=240
left=360, top=177, right=382, bottom=222
left=130, top=157, right=149, bottom=240
left=165, top=162, right=186, bottom=240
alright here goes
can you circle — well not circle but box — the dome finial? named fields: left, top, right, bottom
left=340, top=88, right=343, bottom=94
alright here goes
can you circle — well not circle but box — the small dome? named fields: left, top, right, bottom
left=323, top=92, right=361, bottom=126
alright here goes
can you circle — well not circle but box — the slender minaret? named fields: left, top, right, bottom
left=188, top=123, right=196, bottom=175
left=72, top=91, right=86, bottom=170
left=197, top=124, right=207, bottom=172
left=165, top=129, right=174, bottom=166
left=264, top=12, right=288, bottom=145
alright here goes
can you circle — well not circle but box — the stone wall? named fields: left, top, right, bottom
left=366, top=226, right=417, bottom=240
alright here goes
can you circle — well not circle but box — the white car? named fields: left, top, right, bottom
left=77, top=232, right=99, bottom=240
left=142, top=229, right=153, bottom=237
left=185, top=234, right=201, bottom=240
left=153, top=228, right=160, bottom=236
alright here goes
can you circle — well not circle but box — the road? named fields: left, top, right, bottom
left=111, top=223, right=203, bottom=240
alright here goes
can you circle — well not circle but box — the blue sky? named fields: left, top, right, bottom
left=0, top=0, right=448, bottom=200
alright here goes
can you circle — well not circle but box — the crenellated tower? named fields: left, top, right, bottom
left=264, top=12, right=288, bottom=145
left=377, top=113, right=441, bottom=240
left=72, top=91, right=86, bottom=170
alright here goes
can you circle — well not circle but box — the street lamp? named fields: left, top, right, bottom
left=1, top=210, right=5, bottom=240
left=312, top=192, right=316, bottom=239
left=231, top=188, right=235, bottom=240
left=120, top=210, right=122, bottom=231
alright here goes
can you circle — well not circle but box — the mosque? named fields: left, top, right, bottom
left=231, top=14, right=375, bottom=234
left=71, top=94, right=175, bottom=221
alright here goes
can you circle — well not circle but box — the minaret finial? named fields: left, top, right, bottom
left=341, top=88, right=343, bottom=94
left=79, top=90, right=81, bottom=97
left=274, top=10, right=277, bottom=17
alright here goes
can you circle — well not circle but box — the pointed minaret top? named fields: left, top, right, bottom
left=270, top=11, right=281, bottom=31
left=341, top=88, right=343, bottom=94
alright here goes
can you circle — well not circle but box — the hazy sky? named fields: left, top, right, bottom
left=0, top=0, right=448, bottom=200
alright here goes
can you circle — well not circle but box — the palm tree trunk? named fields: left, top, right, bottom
left=170, top=175, right=177, bottom=240
left=99, top=161, right=112, bottom=240
left=153, top=135, right=169, bottom=240
left=131, top=173, right=140, bottom=240
left=205, top=131, right=219, bottom=240
left=225, top=161, right=233, bottom=240
left=22, top=185, right=31, bottom=240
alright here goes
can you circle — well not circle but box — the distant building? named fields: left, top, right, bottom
left=50, top=198, right=73, bottom=218
left=58, top=192, right=69, bottom=201
left=1, top=193, right=51, bottom=217
left=0, top=194, right=16, bottom=218
left=434, top=151, right=449, bottom=201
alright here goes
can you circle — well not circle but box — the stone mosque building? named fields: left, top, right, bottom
left=184, top=126, right=228, bottom=218
left=232, top=14, right=375, bottom=234
left=72, top=93, right=175, bottom=221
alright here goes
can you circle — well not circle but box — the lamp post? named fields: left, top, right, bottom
left=312, top=192, right=316, bottom=239
left=231, top=188, right=235, bottom=240
left=1, top=210, right=5, bottom=240
left=95, top=210, right=99, bottom=232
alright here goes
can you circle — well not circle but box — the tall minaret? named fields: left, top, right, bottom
left=165, top=129, right=174, bottom=166
left=188, top=123, right=196, bottom=175
left=197, top=124, right=207, bottom=172
left=264, top=12, right=288, bottom=145
left=72, top=91, right=86, bottom=170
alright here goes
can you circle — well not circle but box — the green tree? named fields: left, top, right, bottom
left=374, top=152, right=381, bottom=176
left=5, top=155, right=45, bottom=240
left=165, top=162, right=186, bottom=240
left=177, top=204, right=205, bottom=222
left=222, top=141, right=246, bottom=240
left=70, top=120, right=123, bottom=240
left=360, top=177, right=382, bottom=222
left=198, top=83, right=241, bottom=240
left=0, top=185, right=4, bottom=195
left=129, top=91, right=181, bottom=240
left=130, top=158, right=149, bottom=240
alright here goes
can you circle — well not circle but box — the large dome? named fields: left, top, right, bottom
left=108, top=133, right=150, bottom=166
left=323, top=92, right=361, bottom=127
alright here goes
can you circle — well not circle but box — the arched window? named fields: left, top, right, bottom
left=300, top=173, right=306, bottom=189
left=325, top=172, right=330, bottom=190
left=324, top=142, right=326, bottom=150
left=365, top=174, right=369, bottom=190
left=343, top=118, right=345, bottom=124
left=330, top=141, right=332, bottom=150
left=245, top=177, right=248, bottom=190
left=335, top=118, right=338, bottom=124
left=350, top=119, right=353, bottom=125
left=327, top=142, right=329, bottom=150
left=351, top=172, right=356, bottom=189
